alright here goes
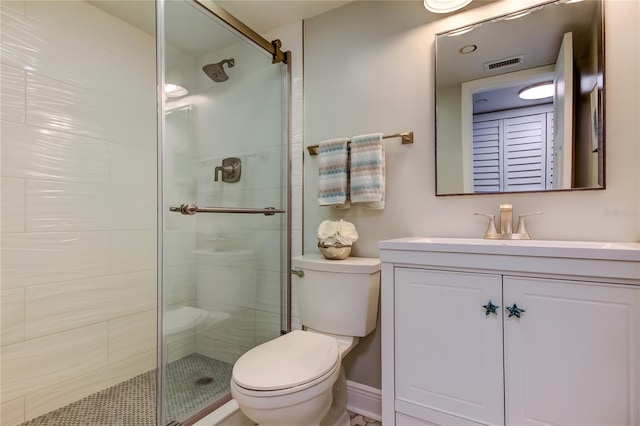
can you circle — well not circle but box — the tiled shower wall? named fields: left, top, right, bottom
left=0, top=2, right=157, bottom=424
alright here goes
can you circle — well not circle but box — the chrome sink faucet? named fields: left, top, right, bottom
left=475, top=204, right=542, bottom=240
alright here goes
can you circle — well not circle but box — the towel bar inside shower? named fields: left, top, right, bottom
left=306, top=131, right=414, bottom=156
left=169, top=203, right=285, bottom=216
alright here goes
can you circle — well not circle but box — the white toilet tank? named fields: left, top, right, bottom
left=292, top=254, right=381, bottom=337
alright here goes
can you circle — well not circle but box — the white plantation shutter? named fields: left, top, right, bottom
left=472, top=120, right=502, bottom=192
left=503, top=114, right=547, bottom=191
left=473, top=105, right=554, bottom=192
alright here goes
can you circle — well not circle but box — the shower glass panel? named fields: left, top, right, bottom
left=158, top=1, right=289, bottom=424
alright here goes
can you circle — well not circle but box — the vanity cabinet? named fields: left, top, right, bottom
left=379, top=238, right=640, bottom=426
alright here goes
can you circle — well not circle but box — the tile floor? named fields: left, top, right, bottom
left=349, top=411, right=383, bottom=426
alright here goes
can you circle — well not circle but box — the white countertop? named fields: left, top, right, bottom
left=379, top=237, right=640, bottom=262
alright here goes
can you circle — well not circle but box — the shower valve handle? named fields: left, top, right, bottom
left=214, top=157, right=241, bottom=183
left=214, top=165, right=234, bottom=181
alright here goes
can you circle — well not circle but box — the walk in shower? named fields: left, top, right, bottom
left=0, top=1, right=290, bottom=424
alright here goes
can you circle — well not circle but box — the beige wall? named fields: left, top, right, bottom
left=0, top=2, right=157, bottom=424
left=304, top=0, right=640, bottom=389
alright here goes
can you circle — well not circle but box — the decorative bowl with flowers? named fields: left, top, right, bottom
left=317, top=219, right=359, bottom=260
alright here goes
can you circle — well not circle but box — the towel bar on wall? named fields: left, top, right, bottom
left=306, top=131, right=414, bottom=156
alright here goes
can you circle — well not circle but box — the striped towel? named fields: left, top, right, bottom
left=350, top=133, right=385, bottom=209
left=317, top=138, right=350, bottom=207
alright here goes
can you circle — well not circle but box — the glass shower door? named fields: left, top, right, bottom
left=158, top=1, right=289, bottom=424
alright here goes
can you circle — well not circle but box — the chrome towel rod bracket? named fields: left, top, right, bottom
left=169, top=203, right=285, bottom=216
left=306, top=131, right=413, bottom=156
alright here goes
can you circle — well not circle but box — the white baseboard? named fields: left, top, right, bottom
left=346, top=380, right=382, bottom=421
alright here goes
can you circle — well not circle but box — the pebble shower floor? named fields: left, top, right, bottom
left=18, top=353, right=232, bottom=426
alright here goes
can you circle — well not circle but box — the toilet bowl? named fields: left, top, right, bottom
left=231, top=331, right=343, bottom=426
left=231, top=255, right=381, bottom=426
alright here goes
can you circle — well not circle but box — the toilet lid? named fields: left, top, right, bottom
left=233, top=330, right=339, bottom=391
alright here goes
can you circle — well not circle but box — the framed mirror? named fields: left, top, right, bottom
left=435, top=0, right=604, bottom=196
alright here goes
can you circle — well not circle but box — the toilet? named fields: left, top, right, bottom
left=230, top=254, right=381, bottom=426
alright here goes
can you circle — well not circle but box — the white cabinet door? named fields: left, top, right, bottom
left=395, top=268, right=504, bottom=425
left=504, top=276, right=640, bottom=425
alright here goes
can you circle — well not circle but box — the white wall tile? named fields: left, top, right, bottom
left=25, top=180, right=110, bottom=232
left=108, top=186, right=156, bottom=230
left=24, top=270, right=156, bottom=339
left=1, top=122, right=109, bottom=184
left=164, top=265, right=197, bottom=306
left=0, top=177, right=25, bottom=232
left=1, top=232, right=109, bottom=289
left=164, top=230, right=196, bottom=267
left=109, top=230, right=156, bottom=274
left=255, top=311, right=281, bottom=345
left=0, top=64, right=25, bottom=123
left=1, top=288, right=24, bottom=346
left=24, top=350, right=155, bottom=421
left=23, top=59, right=154, bottom=151
left=223, top=229, right=283, bottom=271
left=109, top=143, right=156, bottom=188
left=254, top=270, right=282, bottom=315
left=195, top=335, right=216, bottom=360
left=195, top=104, right=282, bottom=161
left=108, top=52, right=155, bottom=108
left=0, top=398, right=24, bottom=426
left=25, top=0, right=156, bottom=70
left=1, top=0, right=159, bottom=415
left=166, top=328, right=196, bottom=363
left=106, top=98, right=156, bottom=149
left=26, top=72, right=109, bottom=141
left=196, top=303, right=255, bottom=349
left=1, top=7, right=108, bottom=93
left=108, top=310, right=157, bottom=364
left=211, top=339, right=248, bottom=365
left=0, top=323, right=108, bottom=402
left=197, top=263, right=258, bottom=310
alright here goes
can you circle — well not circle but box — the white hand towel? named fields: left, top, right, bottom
left=350, top=133, right=385, bottom=209
left=317, top=138, right=350, bottom=207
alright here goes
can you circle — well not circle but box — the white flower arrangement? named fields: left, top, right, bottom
left=317, top=219, right=359, bottom=246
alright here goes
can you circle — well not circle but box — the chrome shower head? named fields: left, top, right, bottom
left=202, top=58, right=235, bottom=83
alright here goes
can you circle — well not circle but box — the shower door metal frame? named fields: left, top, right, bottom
left=194, top=0, right=289, bottom=64
left=156, top=1, right=293, bottom=425
left=156, top=2, right=166, bottom=425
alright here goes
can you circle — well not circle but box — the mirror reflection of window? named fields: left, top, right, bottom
left=472, top=105, right=554, bottom=193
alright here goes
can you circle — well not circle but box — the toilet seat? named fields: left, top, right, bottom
left=232, top=330, right=340, bottom=392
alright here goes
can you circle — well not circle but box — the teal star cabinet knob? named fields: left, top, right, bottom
left=506, top=304, right=526, bottom=318
left=482, top=300, right=499, bottom=316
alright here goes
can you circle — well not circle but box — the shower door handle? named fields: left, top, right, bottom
left=169, top=203, right=285, bottom=216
